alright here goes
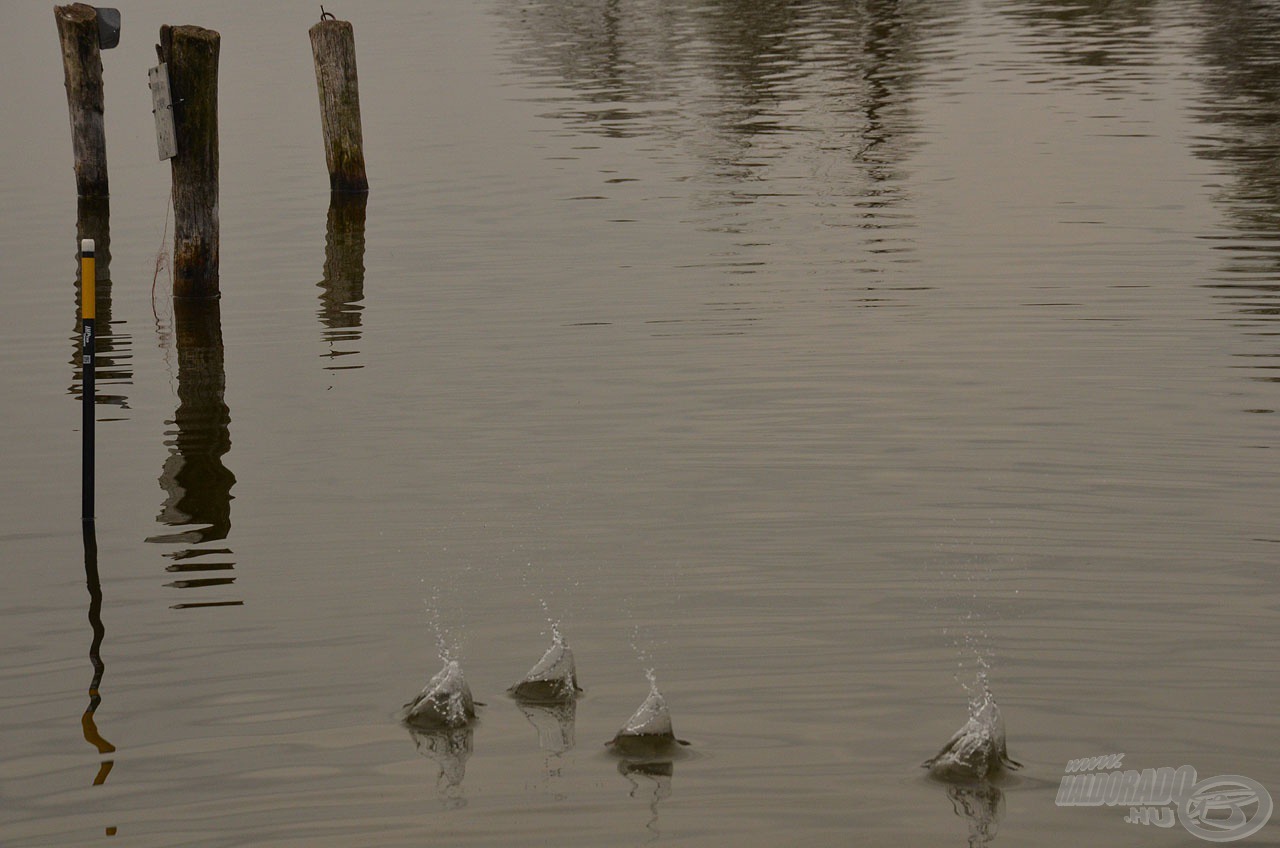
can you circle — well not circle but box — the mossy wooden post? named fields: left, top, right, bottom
left=55, top=4, right=109, bottom=199
left=310, top=18, right=369, bottom=193
left=159, top=25, right=220, bottom=298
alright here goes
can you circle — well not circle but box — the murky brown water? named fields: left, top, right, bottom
left=2, top=1, right=1278, bottom=845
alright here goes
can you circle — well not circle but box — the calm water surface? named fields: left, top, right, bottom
left=1, top=1, right=1277, bottom=845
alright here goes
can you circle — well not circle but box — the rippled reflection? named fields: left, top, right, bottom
left=146, top=298, right=240, bottom=609
left=618, top=758, right=673, bottom=839
left=80, top=520, right=115, bottom=787
left=68, top=197, right=131, bottom=415
left=318, top=192, right=367, bottom=371
left=1192, top=1, right=1280, bottom=395
left=407, top=724, right=473, bottom=809
left=515, top=700, right=575, bottom=796
left=499, top=0, right=961, bottom=265
left=516, top=698, right=577, bottom=754
left=996, top=0, right=1159, bottom=78
left=938, top=780, right=1003, bottom=848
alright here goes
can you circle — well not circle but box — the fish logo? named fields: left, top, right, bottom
left=1178, top=775, right=1273, bottom=843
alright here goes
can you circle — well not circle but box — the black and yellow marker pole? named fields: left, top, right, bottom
left=81, top=238, right=95, bottom=522
left=79, top=240, right=115, bottom=807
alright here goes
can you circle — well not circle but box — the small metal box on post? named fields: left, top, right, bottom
left=310, top=11, right=369, bottom=193
left=95, top=7, right=120, bottom=49
left=155, top=24, right=220, bottom=299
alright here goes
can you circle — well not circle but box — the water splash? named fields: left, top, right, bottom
left=508, top=629, right=582, bottom=703
left=625, top=670, right=671, bottom=736
left=947, top=594, right=996, bottom=700
left=422, top=591, right=462, bottom=666
left=629, top=622, right=658, bottom=672
left=922, top=684, right=1021, bottom=783
left=402, top=659, right=477, bottom=729
left=928, top=546, right=1020, bottom=782
left=538, top=596, right=562, bottom=642
left=607, top=670, right=688, bottom=758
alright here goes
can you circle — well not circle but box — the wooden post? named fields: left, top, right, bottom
left=158, top=25, right=220, bottom=298
left=55, top=4, right=109, bottom=198
left=77, top=196, right=110, bottom=282
left=310, top=18, right=369, bottom=193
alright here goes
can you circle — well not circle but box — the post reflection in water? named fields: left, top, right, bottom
left=1193, top=0, right=1280, bottom=402
left=80, top=520, right=115, bottom=788
left=497, top=0, right=950, bottom=308
left=145, top=298, right=240, bottom=609
left=317, top=192, right=368, bottom=371
left=407, top=725, right=474, bottom=809
left=70, top=196, right=132, bottom=414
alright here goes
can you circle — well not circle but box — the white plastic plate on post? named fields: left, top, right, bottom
left=148, top=63, right=177, bottom=161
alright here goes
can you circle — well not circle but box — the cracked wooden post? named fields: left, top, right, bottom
left=55, top=4, right=109, bottom=199
left=158, top=24, right=220, bottom=298
left=310, top=17, right=369, bottom=193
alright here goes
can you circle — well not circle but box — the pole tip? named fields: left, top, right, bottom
left=81, top=238, right=95, bottom=254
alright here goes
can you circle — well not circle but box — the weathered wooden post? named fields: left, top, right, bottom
left=310, top=15, right=369, bottom=193
left=158, top=25, right=220, bottom=298
left=55, top=4, right=109, bottom=199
